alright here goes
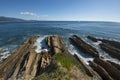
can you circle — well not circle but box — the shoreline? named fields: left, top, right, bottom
left=0, top=34, right=120, bottom=80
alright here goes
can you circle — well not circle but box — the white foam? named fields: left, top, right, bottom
left=99, top=51, right=120, bottom=65
left=0, top=49, right=10, bottom=62
left=93, top=41, right=102, bottom=45
left=34, top=36, right=50, bottom=53
left=91, top=41, right=120, bottom=65
left=68, top=44, right=94, bottom=65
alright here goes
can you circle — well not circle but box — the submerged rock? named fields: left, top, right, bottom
left=70, top=35, right=99, bottom=57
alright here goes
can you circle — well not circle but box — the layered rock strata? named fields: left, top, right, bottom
left=69, top=35, right=99, bottom=57
left=94, top=58, right=120, bottom=80
left=87, top=35, right=120, bottom=49
left=0, top=36, right=51, bottom=80
left=87, top=35, right=120, bottom=60
left=46, top=35, right=68, bottom=54
left=89, top=61, right=113, bottom=80
left=70, top=35, right=120, bottom=80
left=74, top=54, right=102, bottom=80
left=107, top=61, right=120, bottom=71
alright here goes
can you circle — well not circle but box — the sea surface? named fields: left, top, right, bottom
left=0, top=21, right=120, bottom=64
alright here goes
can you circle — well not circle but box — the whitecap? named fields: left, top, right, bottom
left=0, top=48, right=10, bottom=62
left=93, top=41, right=102, bottom=45
left=68, top=44, right=94, bottom=65
left=34, top=36, right=50, bottom=53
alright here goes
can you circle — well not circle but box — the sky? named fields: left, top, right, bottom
left=0, top=0, right=120, bottom=22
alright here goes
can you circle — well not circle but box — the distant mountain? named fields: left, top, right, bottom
left=0, top=16, right=25, bottom=22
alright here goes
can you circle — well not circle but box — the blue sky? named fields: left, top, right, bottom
left=0, top=0, right=120, bottom=21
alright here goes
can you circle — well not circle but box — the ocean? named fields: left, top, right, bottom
left=0, top=21, right=120, bottom=64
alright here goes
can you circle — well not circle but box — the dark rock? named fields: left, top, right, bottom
left=89, top=61, right=113, bottom=80
left=101, top=39, right=120, bottom=49
left=87, top=36, right=98, bottom=42
left=74, top=54, right=102, bottom=80
left=87, top=35, right=120, bottom=49
left=87, top=35, right=120, bottom=60
left=94, top=58, right=120, bottom=80
left=100, top=43, right=120, bottom=60
left=70, top=35, right=99, bottom=57
left=107, top=61, right=120, bottom=71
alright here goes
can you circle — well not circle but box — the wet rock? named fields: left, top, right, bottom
left=87, top=35, right=120, bottom=49
left=101, top=39, right=120, bottom=49
left=70, top=35, right=99, bottom=57
left=107, top=61, right=120, bottom=71
left=87, top=36, right=98, bottom=42
left=94, top=58, right=120, bottom=80
left=89, top=61, right=113, bottom=80
left=87, top=35, right=120, bottom=60
left=74, top=54, right=102, bottom=80
left=100, top=43, right=120, bottom=60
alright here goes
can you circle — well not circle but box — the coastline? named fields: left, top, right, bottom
left=0, top=35, right=120, bottom=80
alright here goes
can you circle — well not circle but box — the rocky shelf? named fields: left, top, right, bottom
left=70, top=35, right=120, bottom=80
left=69, top=35, right=99, bottom=57
left=87, top=35, right=120, bottom=60
left=0, top=35, right=120, bottom=80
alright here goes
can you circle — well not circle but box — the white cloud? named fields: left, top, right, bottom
left=20, top=12, right=48, bottom=19
left=20, top=12, right=36, bottom=16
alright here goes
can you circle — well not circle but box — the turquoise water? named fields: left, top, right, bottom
left=0, top=21, right=120, bottom=63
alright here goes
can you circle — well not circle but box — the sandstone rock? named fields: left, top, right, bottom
left=89, top=61, right=113, bottom=80
left=23, top=48, right=51, bottom=80
left=25, top=48, right=38, bottom=79
left=0, top=36, right=38, bottom=80
left=46, top=35, right=68, bottom=55
left=94, top=58, right=120, bottom=80
left=40, top=50, right=51, bottom=69
left=70, top=35, right=99, bottom=57
left=0, top=51, right=3, bottom=57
